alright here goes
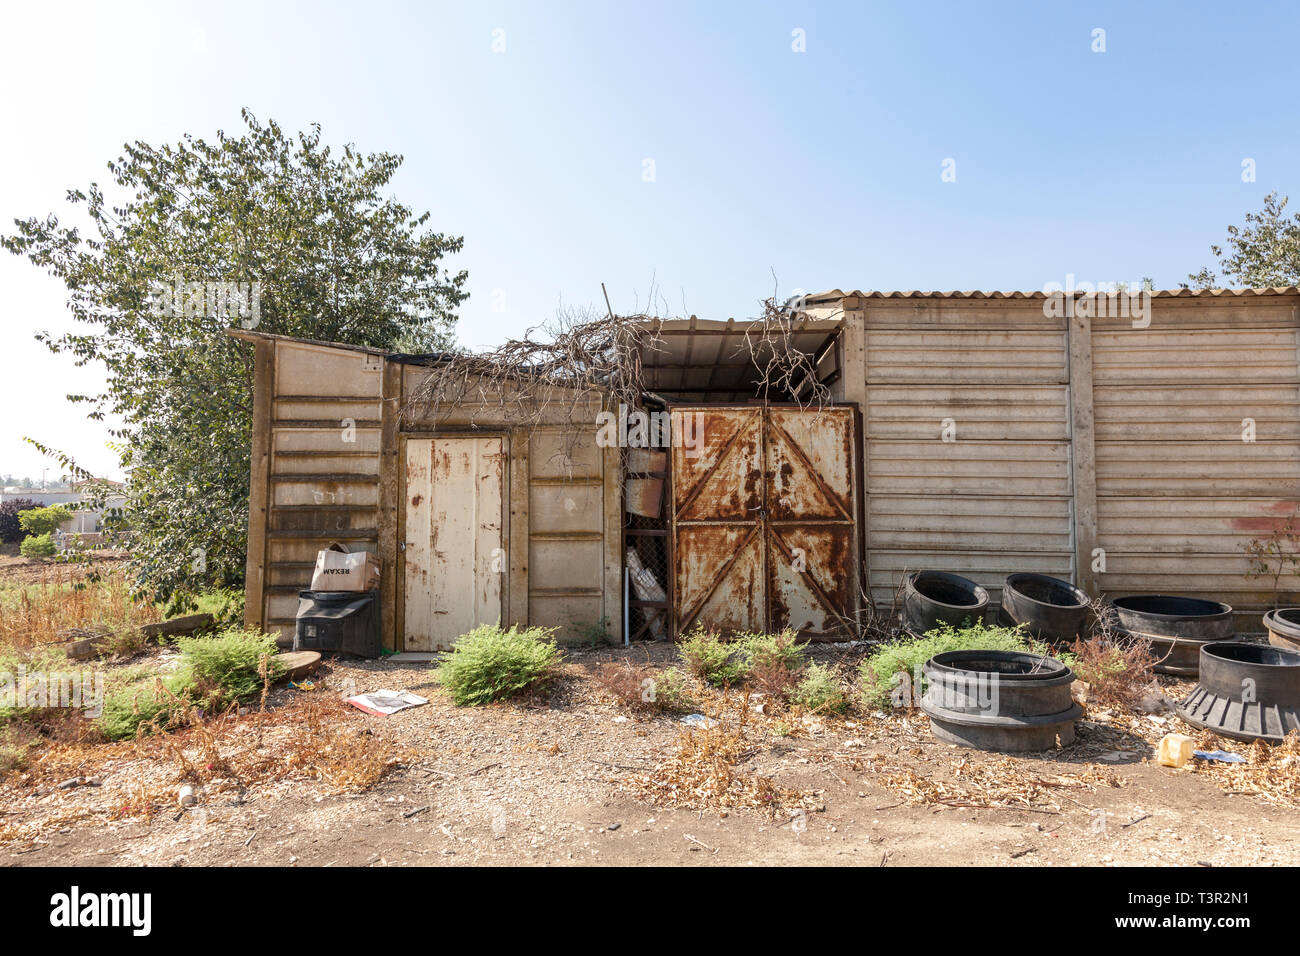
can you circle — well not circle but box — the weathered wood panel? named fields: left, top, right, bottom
left=243, top=338, right=274, bottom=630
left=1092, top=328, right=1300, bottom=385
left=274, top=341, right=383, bottom=397
left=854, top=302, right=1076, bottom=610
left=868, top=440, right=1071, bottom=497
left=402, top=437, right=505, bottom=651
left=1094, top=384, right=1300, bottom=441
left=272, top=427, right=381, bottom=454
left=525, top=427, right=615, bottom=643
left=256, top=340, right=386, bottom=633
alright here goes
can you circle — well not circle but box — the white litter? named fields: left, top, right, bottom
left=345, top=690, right=429, bottom=716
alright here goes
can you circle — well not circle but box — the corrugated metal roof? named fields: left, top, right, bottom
left=805, top=287, right=1300, bottom=303
left=635, top=315, right=842, bottom=402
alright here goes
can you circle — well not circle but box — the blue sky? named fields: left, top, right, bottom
left=1, top=0, right=1297, bottom=478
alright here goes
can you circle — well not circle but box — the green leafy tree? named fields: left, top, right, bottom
left=17, top=505, right=74, bottom=537
left=0, top=497, right=40, bottom=543
left=1190, top=192, right=1300, bottom=288
left=3, top=109, right=468, bottom=597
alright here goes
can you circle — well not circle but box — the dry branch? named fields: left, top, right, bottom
left=402, top=296, right=833, bottom=443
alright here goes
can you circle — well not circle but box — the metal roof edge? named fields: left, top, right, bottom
left=224, top=328, right=394, bottom=357
left=805, top=286, right=1300, bottom=303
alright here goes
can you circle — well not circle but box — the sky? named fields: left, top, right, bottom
left=1, top=0, right=1297, bottom=481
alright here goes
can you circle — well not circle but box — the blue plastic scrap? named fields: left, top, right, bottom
left=1193, top=749, right=1246, bottom=764
left=681, top=714, right=719, bottom=729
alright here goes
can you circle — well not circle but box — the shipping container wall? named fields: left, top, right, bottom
left=1090, top=297, right=1300, bottom=629
left=838, top=291, right=1300, bottom=631
left=849, top=299, right=1075, bottom=612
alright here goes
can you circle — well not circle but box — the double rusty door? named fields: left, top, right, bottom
left=669, top=405, right=861, bottom=640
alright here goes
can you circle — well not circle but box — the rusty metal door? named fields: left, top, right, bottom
left=670, top=406, right=861, bottom=639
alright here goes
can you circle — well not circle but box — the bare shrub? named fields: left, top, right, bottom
left=595, top=662, right=691, bottom=714
left=1068, top=600, right=1157, bottom=710
left=747, top=658, right=801, bottom=700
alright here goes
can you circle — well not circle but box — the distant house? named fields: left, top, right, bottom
left=0, top=480, right=127, bottom=537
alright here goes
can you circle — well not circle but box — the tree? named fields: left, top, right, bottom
left=0, top=497, right=40, bottom=543
left=1189, top=192, right=1300, bottom=289
left=3, top=110, right=468, bottom=597
left=18, top=505, right=73, bottom=537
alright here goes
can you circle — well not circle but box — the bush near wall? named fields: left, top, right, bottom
left=0, top=498, right=40, bottom=543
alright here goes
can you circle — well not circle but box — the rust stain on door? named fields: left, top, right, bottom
left=670, top=406, right=861, bottom=640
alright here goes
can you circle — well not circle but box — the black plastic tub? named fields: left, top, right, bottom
left=1263, top=608, right=1300, bottom=653
left=1111, top=594, right=1234, bottom=677
left=1178, top=641, right=1300, bottom=743
left=997, top=573, right=1090, bottom=646
left=901, top=571, right=989, bottom=636
left=921, top=649, right=1083, bottom=752
left=294, top=589, right=381, bottom=659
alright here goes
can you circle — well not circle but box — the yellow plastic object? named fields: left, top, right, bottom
left=1156, top=732, right=1195, bottom=768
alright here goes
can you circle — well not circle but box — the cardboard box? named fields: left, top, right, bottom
left=310, top=542, right=381, bottom=592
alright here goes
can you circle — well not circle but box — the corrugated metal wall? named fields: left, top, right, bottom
left=852, top=300, right=1075, bottom=612
left=1091, top=297, right=1300, bottom=628
left=836, top=290, right=1300, bottom=630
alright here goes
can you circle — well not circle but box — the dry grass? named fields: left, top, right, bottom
left=1187, top=729, right=1300, bottom=806
left=0, top=568, right=160, bottom=650
left=593, top=661, right=659, bottom=714
left=282, top=698, right=411, bottom=793
left=747, top=658, right=803, bottom=702
left=882, top=755, right=1127, bottom=812
left=0, top=694, right=411, bottom=849
left=146, top=697, right=410, bottom=796
left=624, top=696, right=818, bottom=818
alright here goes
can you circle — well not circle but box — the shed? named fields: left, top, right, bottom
left=230, top=313, right=856, bottom=650
left=230, top=330, right=622, bottom=650
left=232, top=285, right=1300, bottom=649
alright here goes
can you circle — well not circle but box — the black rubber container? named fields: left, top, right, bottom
left=997, top=573, right=1090, bottom=646
left=1263, top=608, right=1300, bottom=653
left=294, top=590, right=381, bottom=659
left=902, top=571, right=989, bottom=636
left=921, top=649, right=1083, bottom=752
left=1178, top=641, right=1300, bottom=744
left=1111, top=594, right=1234, bottom=677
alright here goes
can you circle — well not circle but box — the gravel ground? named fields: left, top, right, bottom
left=4, top=643, right=1300, bottom=867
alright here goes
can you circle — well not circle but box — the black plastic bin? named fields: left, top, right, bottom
left=294, top=590, right=381, bottom=659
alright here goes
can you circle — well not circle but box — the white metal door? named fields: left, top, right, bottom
left=403, top=437, right=505, bottom=651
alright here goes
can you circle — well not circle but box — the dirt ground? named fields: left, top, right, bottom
left=0, top=548, right=131, bottom=587
left=3, top=641, right=1298, bottom=868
